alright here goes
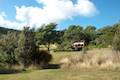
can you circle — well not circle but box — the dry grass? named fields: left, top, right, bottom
left=60, top=48, right=120, bottom=70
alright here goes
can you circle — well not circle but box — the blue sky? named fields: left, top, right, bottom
left=0, top=0, right=120, bottom=30
left=58, top=0, right=120, bottom=29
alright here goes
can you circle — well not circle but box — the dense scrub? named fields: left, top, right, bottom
left=0, top=27, right=52, bottom=70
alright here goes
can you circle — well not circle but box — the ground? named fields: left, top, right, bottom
left=0, top=69, right=120, bottom=80
left=0, top=48, right=120, bottom=80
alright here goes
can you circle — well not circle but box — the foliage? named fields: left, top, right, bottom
left=15, top=27, right=52, bottom=68
left=84, top=25, right=97, bottom=44
left=61, top=25, right=84, bottom=50
left=63, top=25, right=83, bottom=42
left=58, top=25, right=97, bottom=50
left=36, top=23, right=59, bottom=51
left=95, top=24, right=118, bottom=47
left=0, top=32, right=18, bottom=67
left=0, top=21, right=120, bottom=70
left=32, top=50, right=52, bottom=67
left=15, top=27, right=36, bottom=68
left=113, top=23, right=120, bottom=52
left=0, top=26, right=53, bottom=69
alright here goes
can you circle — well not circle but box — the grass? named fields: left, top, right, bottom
left=1, top=48, right=120, bottom=80
left=0, top=69, right=120, bottom=80
left=60, top=48, right=120, bottom=69
left=52, top=48, right=112, bottom=64
left=51, top=51, right=81, bottom=64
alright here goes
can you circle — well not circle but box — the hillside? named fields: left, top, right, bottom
left=0, top=27, right=18, bottom=34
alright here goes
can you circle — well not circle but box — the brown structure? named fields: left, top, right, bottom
left=72, top=41, right=85, bottom=51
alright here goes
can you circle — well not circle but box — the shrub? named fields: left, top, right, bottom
left=0, top=32, right=18, bottom=68
left=33, top=50, right=52, bottom=67
left=113, top=27, right=120, bottom=52
left=113, top=27, right=120, bottom=61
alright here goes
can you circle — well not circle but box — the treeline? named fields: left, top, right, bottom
left=0, top=21, right=120, bottom=69
left=36, top=22, right=120, bottom=51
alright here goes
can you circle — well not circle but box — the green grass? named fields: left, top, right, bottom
left=0, top=69, right=120, bottom=80
left=1, top=49, right=120, bottom=80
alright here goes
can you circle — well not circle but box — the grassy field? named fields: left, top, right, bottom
left=0, top=48, right=120, bottom=80
left=0, top=69, right=120, bottom=80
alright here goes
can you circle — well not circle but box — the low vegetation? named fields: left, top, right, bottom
left=60, top=48, right=120, bottom=70
left=0, top=49, right=120, bottom=80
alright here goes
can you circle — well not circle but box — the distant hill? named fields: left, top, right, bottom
left=0, top=27, right=18, bottom=34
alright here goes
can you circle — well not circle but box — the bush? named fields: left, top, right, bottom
left=0, top=51, right=7, bottom=64
left=113, top=27, right=120, bottom=52
left=33, top=50, right=52, bottom=67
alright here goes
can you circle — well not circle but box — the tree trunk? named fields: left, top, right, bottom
left=47, top=43, right=50, bottom=52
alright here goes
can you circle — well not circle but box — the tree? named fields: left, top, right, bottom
left=36, top=23, right=58, bottom=51
left=62, top=25, right=84, bottom=50
left=16, top=27, right=36, bottom=68
left=0, top=32, right=18, bottom=67
left=113, top=23, right=120, bottom=60
left=84, top=25, right=96, bottom=33
left=84, top=25, right=96, bottom=40
left=95, top=23, right=119, bottom=47
left=64, top=25, right=83, bottom=42
left=113, top=24, right=120, bottom=52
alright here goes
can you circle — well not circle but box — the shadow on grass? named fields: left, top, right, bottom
left=0, top=69, right=22, bottom=74
left=43, top=64, right=60, bottom=69
left=0, top=64, right=60, bottom=74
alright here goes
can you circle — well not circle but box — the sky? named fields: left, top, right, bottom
left=0, top=0, right=120, bottom=30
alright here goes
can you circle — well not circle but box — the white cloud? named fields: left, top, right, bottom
left=75, top=0, right=98, bottom=17
left=0, top=0, right=98, bottom=29
left=0, top=12, right=26, bottom=29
